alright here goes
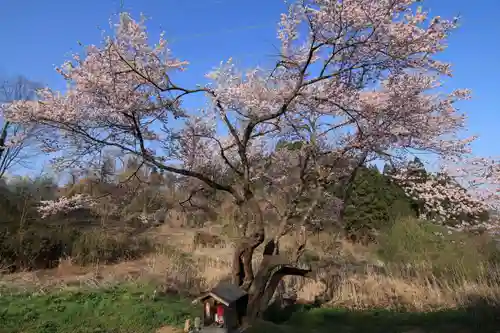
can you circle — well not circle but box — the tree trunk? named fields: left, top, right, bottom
left=231, top=231, right=265, bottom=288
left=229, top=193, right=315, bottom=324
left=231, top=235, right=312, bottom=324
left=245, top=253, right=312, bottom=321
left=0, top=121, right=9, bottom=163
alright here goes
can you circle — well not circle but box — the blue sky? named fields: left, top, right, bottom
left=0, top=0, right=499, bottom=176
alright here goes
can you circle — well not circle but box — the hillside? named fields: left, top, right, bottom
left=1, top=221, right=500, bottom=332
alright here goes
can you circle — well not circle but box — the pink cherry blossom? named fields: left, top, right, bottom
left=38, top=193, right=96, bottom=218
left=391, top=155, right=500, bottom=235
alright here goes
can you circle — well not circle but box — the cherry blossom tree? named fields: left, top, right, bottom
left=390, top=154, right=500, bottom=235
left=2, top=0, right=479, bottom=321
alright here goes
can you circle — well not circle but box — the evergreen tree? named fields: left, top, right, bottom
left=341, top=166, right=417, bottom=241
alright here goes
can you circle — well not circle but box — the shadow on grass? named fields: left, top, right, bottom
left=258, top=296, right=500, bottom=333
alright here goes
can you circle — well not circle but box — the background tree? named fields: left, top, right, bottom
left=342, top=165, right=417, bottom=242
left=0, top=75, right=43, bottom=178
left=392, top=159, right=493, bottom=231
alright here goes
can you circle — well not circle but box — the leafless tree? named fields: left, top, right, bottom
left=0, top=76, right=42, bottom=178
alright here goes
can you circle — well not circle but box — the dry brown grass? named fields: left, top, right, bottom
left=2, top=223, right=499, bottom=313
left=155, top=326, right=182, bottom=333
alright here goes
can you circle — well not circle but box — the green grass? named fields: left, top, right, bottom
left=1, top=283, right=499, bottom=333
left=254, top=305, right=500, bottom=333
left=0, top=284, right=197, bottom=333
left=287, top=307, right=499, bottom=333
left=377, top=217, right=500, bottom=280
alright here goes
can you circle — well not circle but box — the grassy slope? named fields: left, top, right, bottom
left=0, top=284, right=197, bottom=333
left=1, top=221, right=500, bottom=333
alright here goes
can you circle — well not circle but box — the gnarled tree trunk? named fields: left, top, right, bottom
left=231, top=221, right=313, bottom=324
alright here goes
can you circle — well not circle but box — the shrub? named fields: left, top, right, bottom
left=71, top=229, right=154, bottom=265
left=0, top=224, right=153, bottom=272
left=0, top=226, right=78, bottom=272
left=377, top=217, right=500, bottom=281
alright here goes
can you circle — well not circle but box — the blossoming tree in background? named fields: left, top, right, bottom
left=3, top=0, right=495, bottom=320
left=391, top=156, right=500, bottom=234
